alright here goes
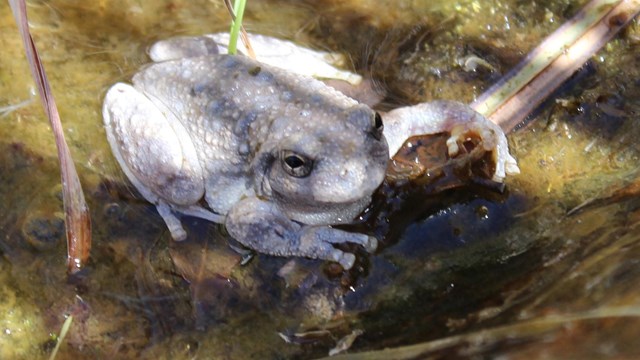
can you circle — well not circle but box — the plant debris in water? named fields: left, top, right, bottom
left=8, top=0, right=91, bottom=275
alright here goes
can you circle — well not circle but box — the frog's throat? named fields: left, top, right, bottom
left=279, top=195, right=372, bottom=226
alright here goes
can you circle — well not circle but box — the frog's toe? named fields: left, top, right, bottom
left=446, top=123, right=498, bottom=158
left=506, top=153, right=521, bottom=175
left=169, top=226, right=188, bottom=241
left=157, top=202, right=188, bottom=241
left=330, top=232, right=378, bottom=253
left=491, top=130, right=520, bottom=182
left=297, top=227, right=373, bottom=269
left=335, top=252, right=356, bottom=270
left=446, top=119, right=520, bottom=183
left=364, top=236, right=378, bottom=253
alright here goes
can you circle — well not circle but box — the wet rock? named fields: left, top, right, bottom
left=21, top=213, right=64, bottom=251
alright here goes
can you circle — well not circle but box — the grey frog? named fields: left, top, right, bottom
left=103, top=35, right=519, bottom=269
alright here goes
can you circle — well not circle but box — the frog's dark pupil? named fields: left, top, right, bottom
left=374, top=112, right=383, bottom=129
left=285, top=155, right=305, bottom=168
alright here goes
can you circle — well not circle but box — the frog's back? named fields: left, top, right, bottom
left=131, top=54, right=358, bottom=213
left=132, top=55, right=280, bottom=154
left=132, top=54, right=358, bottom=148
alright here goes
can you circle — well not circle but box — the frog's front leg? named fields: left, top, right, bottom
left=103, top=83, right=224, bottom=240
left=382, top=100, right=520, bottom=182
left=226, top=197, right=377, bottom=269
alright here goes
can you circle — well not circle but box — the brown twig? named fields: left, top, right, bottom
left=472, top=0, right=640, bottom=132
left=9, top=0, right=92, bottom=275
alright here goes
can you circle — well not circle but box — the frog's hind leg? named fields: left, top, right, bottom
left=148, top=36, right=221, bottom=62
left=174, top=205, right=225, bottom=224
left=383, top=101, right=520, bottom=182
left=156, top=202, right=188, bottom=241
left=103, top=83, right=217, bottom=240
left=147, top=201, right=226, bottom=241
left=157, top=203, right=226, bottom=240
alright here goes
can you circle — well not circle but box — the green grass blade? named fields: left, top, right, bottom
left=48, top=315, right=73, bottom=360
left=228, top=0, right=248, bottom=54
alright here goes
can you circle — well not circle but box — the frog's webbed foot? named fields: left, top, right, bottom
left=445, top=113, right=520, bottom=183
left=226, top=197, right=377, bottom=269
left=301, top=227, right=378, bottom=268
left=383, top=101, right=520, bottom=183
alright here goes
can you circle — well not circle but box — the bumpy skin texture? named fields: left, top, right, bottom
left=103, top=35, right=519, bottom=269
left=104, top=53, right=387, bottom=269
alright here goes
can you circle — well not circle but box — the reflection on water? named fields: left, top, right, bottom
left=0, top=0, right=639, bottom=358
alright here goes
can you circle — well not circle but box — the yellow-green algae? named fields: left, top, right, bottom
left=0, top=260, right=47, bottom=359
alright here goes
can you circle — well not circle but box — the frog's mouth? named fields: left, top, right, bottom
left=274, top=160, right=386, bottom=226
left=310, top=154, right=387, bottom=204
left=281, top=195, right=374, bottom=226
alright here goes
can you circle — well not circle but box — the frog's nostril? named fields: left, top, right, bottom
left=374, top=112, right=383, bottom=130
left=370, top=112, right=384, bottom=141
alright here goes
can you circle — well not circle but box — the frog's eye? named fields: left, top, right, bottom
left=372, top=112, right=384, bottom=140
left=281, top=151, right=313, bottom=178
